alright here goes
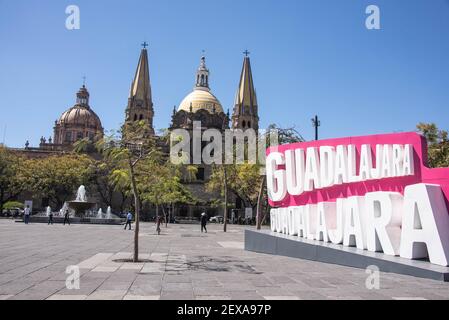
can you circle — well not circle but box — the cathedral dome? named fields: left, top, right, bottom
left=58, top=105, right=102, bottom=129
left=52, top=85, right=104, bottom=145
left=178, top=89, right=223, bottom=114
left=177, top=56, right=224, bottom=114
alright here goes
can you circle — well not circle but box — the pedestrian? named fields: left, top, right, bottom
left=124, top=211, right=132, bottom=230
left=200, top=212, right=208, bottom=233
left=48, top=210, right=53, bottom=225
left=24, top=205, right=31, bottom=225
left=63, top=209, right=70, bottom=225
left=156, top=215, right=162, bottom=235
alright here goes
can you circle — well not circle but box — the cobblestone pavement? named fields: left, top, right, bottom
left=0, top=219, right=448, bottom=300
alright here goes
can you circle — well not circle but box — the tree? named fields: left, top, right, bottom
left=74, top=138, right=132, bottom=213
left=26, top=154, right=94, bottom=208
left=96, top=121, right=159, bottom=262
left=417, top=122, right=449, bottom=168
left=256, top=124, right=304, bottom=229
left=0, top=147, right=28, bottom=213
left=139, top=161, right=195, bottom=226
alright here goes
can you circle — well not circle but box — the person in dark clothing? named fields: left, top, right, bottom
left=155, top=215, right=162, bottom=235
left=48, top=211, right=53, bottom=225
left=63, top=209, right=70, bottom=225
left=200, top=212, right=208, bottom=233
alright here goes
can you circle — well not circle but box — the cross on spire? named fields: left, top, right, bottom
left=82, top=75, right=86, bottom=87
left=243, top=49, right=250, bottom=57
left=141, top=41, right=148, bottom=49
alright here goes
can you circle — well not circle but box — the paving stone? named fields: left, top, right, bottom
left=46, top=294, right=87, bottom=300
left=86, top=290, right=127, bottom=300
left=1, top=220, right=449, bottom=300
left=195, top=295, right=231, bottom=300
left=160, top=290, right=194, bottom=300
left=123, top=295, right=160, bottom=300
left=264, top=296, right=300, bottom=300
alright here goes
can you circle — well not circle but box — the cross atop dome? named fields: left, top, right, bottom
left=141, top=41, right=148, bottom=49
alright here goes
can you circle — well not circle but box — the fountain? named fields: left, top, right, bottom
left=66, top=185, right=96, bottom=217
left=24, top=186, right=124, bottom=225
left=106, top=206, right=112, bottom=219
left=59, top=202, right=69, bottom=217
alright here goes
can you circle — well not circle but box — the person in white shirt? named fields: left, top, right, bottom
left=24, top=205, right=31, bottom=224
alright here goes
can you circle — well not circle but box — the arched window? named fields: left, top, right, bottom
left=242, top=120, right=246, bottom=128
left=248, top=121, right=251, bottom=128
left=139, top=114, right=143, bottom=120
left=134, top=114, right=137, bottom=121
left=201, top=74, right=205, bottom=85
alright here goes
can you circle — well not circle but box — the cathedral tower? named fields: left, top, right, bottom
left=125, top=43, right=155, bottom=135
left=231, top=51, right=259, bottom=131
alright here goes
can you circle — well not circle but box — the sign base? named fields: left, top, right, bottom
left=245, top=229, right=449, bottom=282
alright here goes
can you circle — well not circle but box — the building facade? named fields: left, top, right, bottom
left=16, top=46, right=260, bottom=219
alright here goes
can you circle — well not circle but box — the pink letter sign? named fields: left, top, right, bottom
left=266, top=132, right=449, bottom=266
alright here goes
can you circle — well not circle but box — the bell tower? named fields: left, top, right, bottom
left=231, top=51, right=259, bottom=131
left=125, top=43, right=155, bottom=135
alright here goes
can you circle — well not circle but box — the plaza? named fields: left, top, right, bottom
left=0, top=219, right=449, bottom=300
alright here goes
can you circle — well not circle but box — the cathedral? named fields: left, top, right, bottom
left=19, top=45, right=260, bottom=219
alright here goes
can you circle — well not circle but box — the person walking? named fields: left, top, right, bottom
left=63, top=209, right=70, bottom=226
left=48, top=210, right=53, bottom=225
left=124, top=211, right=132, bottom=230
left=24, top=205, right=31, bottom=225
left=155, top=215, right=162, bottom=235
left=200, top=212, right=208, bottom=233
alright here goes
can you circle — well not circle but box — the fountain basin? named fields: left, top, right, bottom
left=67, top=201, right=96, bottom=217
left=21, top=216, right=125, bottom=225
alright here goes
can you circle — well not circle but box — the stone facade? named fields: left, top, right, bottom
left=13, top=48, right=260, bottom=221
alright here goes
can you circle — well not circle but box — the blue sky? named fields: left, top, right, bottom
left=1, top=0, right=449, bottom=147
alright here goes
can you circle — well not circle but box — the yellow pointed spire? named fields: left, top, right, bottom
left=232, top=51, right=259, bottom=130
left=130, top=46, right=152, bottom=102
left=125, top=44, right=155, bottom=134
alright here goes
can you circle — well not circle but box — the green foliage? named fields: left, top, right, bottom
left=26, top=154, right=94, bottom=207
left=207, top=163, right=262, bottom=208
left=417, top=122, right=449, bottom=168
left=98, top=121, right=195, bottom=208
left=3, top=201, right=24, bottom=210
left=0, top=147, right=29, bottom=210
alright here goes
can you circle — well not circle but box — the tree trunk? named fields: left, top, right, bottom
left=223, top=166, right=228, bottom=233
left=128, top=159, right=140, bottom=263
left=0, top=189, right=4, bottom=215
left=161, top=204, right=168, bottom=227
left=256, top=175, right=266, bottom=230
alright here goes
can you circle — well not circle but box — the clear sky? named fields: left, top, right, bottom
left=1, top=0, right=449, bottom=147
